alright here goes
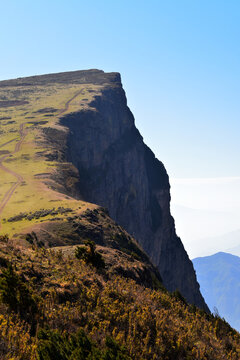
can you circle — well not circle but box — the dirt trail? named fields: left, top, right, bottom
left=0, top=90, right=83, bottom=229
left=0, top=124, right=27, bottom=220
left=57, top=89, right=84, bottom=116
left=0, top=138, right=17, bottom=149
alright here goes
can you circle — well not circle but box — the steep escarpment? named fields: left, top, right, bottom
left=0, top=68, right=207, bottom=310
left=1, top=69, right=240, bottom=360
left=59, top=73, right=208, bottom=311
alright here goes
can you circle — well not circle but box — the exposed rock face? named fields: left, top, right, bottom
left=59, top=70, right=208, bottom=311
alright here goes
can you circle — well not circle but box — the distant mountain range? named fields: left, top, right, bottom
left=193, top=252, right=240, bottom=331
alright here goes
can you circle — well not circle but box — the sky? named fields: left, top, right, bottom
left=1, top=0, right=239, bottom=256
left=171, top=177, right=240, bottom=258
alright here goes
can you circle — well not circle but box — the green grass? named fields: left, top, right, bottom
left=0, top=82, right=102, bottom=237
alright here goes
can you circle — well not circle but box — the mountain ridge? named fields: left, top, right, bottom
left=3, top=69, right=240, bottom=359
left=193, top=251, right=240, bottom=331
left=0, top=69, right=121, bottom=87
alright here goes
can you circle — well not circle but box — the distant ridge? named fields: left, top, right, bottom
left=193, top=252, right=240, bottom=331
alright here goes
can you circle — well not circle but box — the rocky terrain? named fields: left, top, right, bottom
left=58, top=71, right=207, bottom=310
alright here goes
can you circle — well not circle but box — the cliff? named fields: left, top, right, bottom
left=54, top=70, right=208, bottom=311
left=0, top=69, right=208, bottom=311
left=1, top=69, right=239, bottom=359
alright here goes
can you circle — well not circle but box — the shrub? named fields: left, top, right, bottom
left=26, top=232, right=45, bottom=248
left=36, top=328, right=131, bottom=360
left=0, top=264, right=38, bottom=320
left=0, top=234, right=9, bottom=243
left=104, top=336, right=131, bottom=360
left=75, top=241, right=105, bottom=270
left=36, top=328, right=97, bottom=360
left=172, top=290, right=187, bottom=305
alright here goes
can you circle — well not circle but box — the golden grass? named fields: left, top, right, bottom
left=0, top=239, right=239, bottom=359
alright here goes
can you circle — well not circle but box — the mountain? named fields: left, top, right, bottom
left=0, top=69, right=207, bottom=310
left=193, top=252, right=240, bottom=331
left=1, top=69, right=240, bottom=358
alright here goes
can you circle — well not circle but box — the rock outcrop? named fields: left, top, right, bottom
left=57, top=70, right=209, bottom=311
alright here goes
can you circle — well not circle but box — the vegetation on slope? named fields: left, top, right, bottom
left=0, top=74, right=106, bottom=237
left=0, top=236, right=239, bottom=360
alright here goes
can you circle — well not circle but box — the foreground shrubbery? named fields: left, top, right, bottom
left=0, top=239, right=239, bottom=359
left=37, top=329, right=130, bottom=360
left=0, top=264, right=38, bottom=320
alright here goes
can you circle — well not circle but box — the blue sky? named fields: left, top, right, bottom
left=1, top=0, right=239, bottom=178
left=1, top=1, right=240, bottom=255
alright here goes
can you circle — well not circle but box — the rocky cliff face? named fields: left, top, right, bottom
left=59, top=71, right=208, bottom=311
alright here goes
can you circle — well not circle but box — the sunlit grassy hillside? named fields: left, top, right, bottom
left=0, top=74, right=105, bottom=237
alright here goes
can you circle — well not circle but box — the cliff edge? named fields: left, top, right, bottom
left=0, top=69, right=208, bottom=311
left=55, top=70, right=208, bottom=311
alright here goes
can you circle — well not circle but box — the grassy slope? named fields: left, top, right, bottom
left=0, top=81, right=102, bottom=236
left=0, top=71, right=160, bottom=280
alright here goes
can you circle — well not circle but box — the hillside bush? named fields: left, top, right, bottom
left=75, top=241, right=105, bottom=269
left=36, top=328, right=131, bottom=360
left=0, top=264, right=38, bottom=320
left=0, top=234, right=9, bottom=243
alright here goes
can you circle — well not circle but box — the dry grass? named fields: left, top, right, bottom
left=0, top=237, right=239, bottom=359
